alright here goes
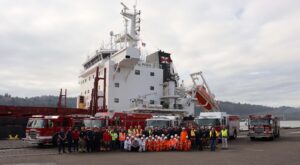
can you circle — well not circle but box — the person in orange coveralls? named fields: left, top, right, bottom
left=146, top=137, right=152, bottom=151
left=162, top=137, right=169, bottom=151
left=183, top=136, right=191, bottom=151
left=176, top=136, right=182, bottom=151
left=180, top=127, right=188, bottom=142
left=155, top=139, right=160, bottom=151
left=149, top=137, right=155, bottom=152
left=170, top=136, right=177, bottom=151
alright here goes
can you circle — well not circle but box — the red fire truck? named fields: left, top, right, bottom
left=88, top=112, right=153, bottom=130
left=23, top=114, right=88, bottom=146
left=111, top=112, right=152, bottom=129
left=248, top=114, right=280, bottom=141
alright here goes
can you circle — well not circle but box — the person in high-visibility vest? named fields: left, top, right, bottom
left=127, top=126, right=134, bottom=137
left=119, top=130, right=126, bottom=150
left=110, top=130, right=118, bottom=150
left=221, top=126, right=229, bottom=149
left=190, top=127, right=197, bottom=150
left=216, top=130, right=220, bottom=143
left=135, top=125, right=143, bottom=137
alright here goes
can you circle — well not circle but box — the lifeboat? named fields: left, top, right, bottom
left=195, top=85, right=215, bottom=111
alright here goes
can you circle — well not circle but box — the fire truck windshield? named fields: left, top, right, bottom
left=83, top=119, right=105, bottom=128
left=146, top=120, right=171, bottom=128
left=195, top=119, right=220, bottom=126
left=250, top=119, right=270, bottom=125
left=27, top=119, right=45, bottom=128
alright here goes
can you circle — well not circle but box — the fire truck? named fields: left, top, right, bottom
left=145, top=115, right=182, bottom=128
left=194, top=112, right=240, bottom=139
left=111, top=112, right=152, bottom=129
left=23, top=114, right=88, bottom=146
left=248, top=114, right=280, bottom=141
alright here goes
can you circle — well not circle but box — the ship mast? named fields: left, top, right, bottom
left=117, top=2, right=141, bottom=48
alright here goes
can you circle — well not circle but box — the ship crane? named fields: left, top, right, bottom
left=190, top=72, right=220, bottom=112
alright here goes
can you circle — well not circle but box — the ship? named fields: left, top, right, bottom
left=0, top=3, right=219, bottom=139
left=76, top=3, right=196, bottom=116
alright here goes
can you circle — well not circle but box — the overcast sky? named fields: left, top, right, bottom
left=0, top=0, right=299, bottom=107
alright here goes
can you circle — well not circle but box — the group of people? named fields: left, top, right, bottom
left=56, top=125, right=229, bottom=154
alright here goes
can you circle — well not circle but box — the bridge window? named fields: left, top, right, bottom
left=150, top=86, right=154, bottom=90
left=135, top=70, right=140, bottom=75
left=114, top=98, right=119, bottom=103
left=150, top=72, right=155, bottom=76
left=115, top=83, right=120, bottom=88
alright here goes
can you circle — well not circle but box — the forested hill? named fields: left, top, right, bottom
left=218, top=101, right=300, bottom=120
left=1, top=94, right=299, bottom=120
left=0, top=94, right=76, bottom=108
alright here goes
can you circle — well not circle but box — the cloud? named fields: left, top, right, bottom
left=0, top=0, right=299, bottom=107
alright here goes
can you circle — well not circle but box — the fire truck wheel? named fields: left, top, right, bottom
left=233, top=129, right=237, bottom=139
left=38, top=143, right=44, bottom=147
left=250, top=137, right=255, bottom=141
left=276, top=130, right=280, bottom=138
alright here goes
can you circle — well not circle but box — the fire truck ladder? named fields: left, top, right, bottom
left=57, top=88, right=67, bottom=108
left=89, top=67, right=107, bottom=116
left=190, top=71, right=220, bottom=112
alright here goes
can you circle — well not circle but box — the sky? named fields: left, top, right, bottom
left=0, top=0, right=299, bottom=107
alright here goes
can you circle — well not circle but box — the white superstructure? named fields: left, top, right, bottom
left=77, top=3, right=195, bottom=116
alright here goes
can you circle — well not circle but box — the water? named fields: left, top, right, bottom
left=280, top=120, right=300, bottom=128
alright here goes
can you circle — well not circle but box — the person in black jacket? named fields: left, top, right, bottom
left=86, top=129, right=94, bottom=152
left=58, top=128, right=66, bottom=154
left=79, top=127, right=87, bottom=152
left=196, top=127, right=203, bottom=151
left=93, top=127, right=101, bottom=152
left=210, top=127, right=217, bottom=152
left=66, top=127, right=73, bottom=153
